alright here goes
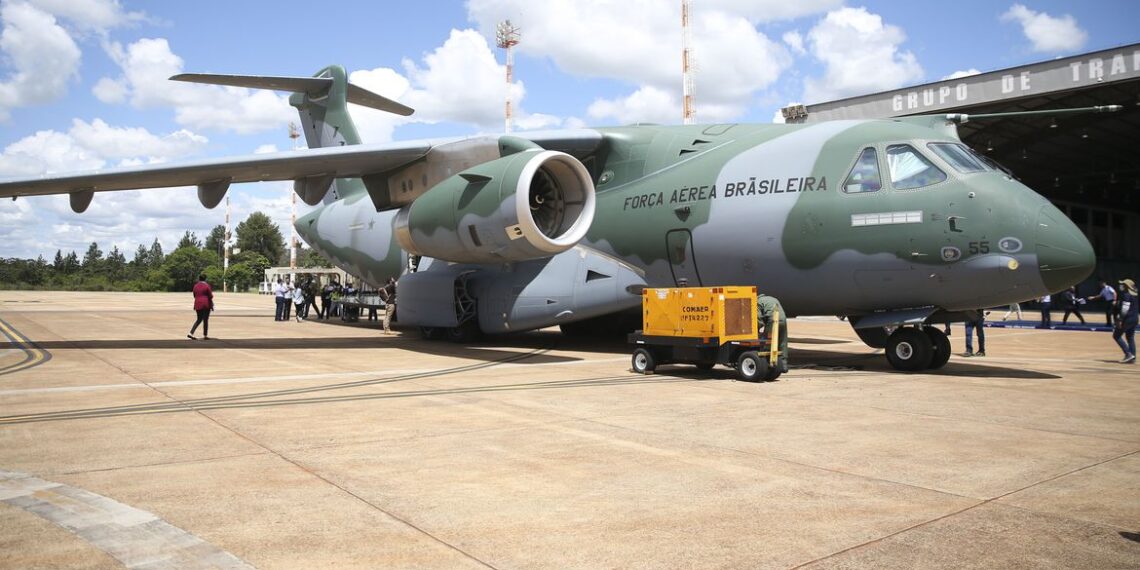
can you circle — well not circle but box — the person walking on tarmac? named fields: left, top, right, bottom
left=188, top=274, right=213, bottom=340
left=1061, top=286, right=1087, bottom=324
left=1113, top=278, right=1137, bottom=364
left=380, top=277, right=397, bottom=335
left=756, top=293, right=788, bottom=372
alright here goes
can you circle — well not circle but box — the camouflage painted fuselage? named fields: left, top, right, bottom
left=296, top=119, right=1093, bottom=321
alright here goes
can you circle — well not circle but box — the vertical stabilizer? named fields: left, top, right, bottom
left=291, top=66, right=364, bottom=202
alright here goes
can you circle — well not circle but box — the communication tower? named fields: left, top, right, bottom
left=288, top=123, right=301, bottom=269
left=681, top=0, right=695, bottom=124
left=496, top=20, right=521, bottom=133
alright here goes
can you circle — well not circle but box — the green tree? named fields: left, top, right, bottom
left=105, top=246, right=127, bottom=282
left=177, top=230, right=202, bottom=250
left=235, top=212, right=285, bottom=265
left=82, top=242, right=103, bottom=272
left=204, top=225, right=226, bottom=258
left=62, top=251, right=80, bottom=274
left=53, top=250, right=64, bottom=271
left=147, top=238, right=165, bottom=268
left=161, top=247, right=221, bottom=292
left=225, top=263, right=255, bottom=292
left=298, top=247, right=333, bottom=268
left=233, top=251, right=271, bottom=284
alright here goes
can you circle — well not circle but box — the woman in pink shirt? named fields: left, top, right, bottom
left=188, top=274, right=214, bottom=340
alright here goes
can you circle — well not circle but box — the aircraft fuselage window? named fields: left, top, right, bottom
left=927, top=142, right=990, bottom=173
left=886, top=144, right=947, bottom=190
left=843, top=147, right=882, bottom=193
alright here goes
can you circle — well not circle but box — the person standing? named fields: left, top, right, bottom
left=1112, top=279, right=1137, bottom=364
left=1061, top=286, right=1087, bottom=324
left=319, top=280, right=336, bottom=320
left=282, top=279, right=293, bottom=321
left=380, top=277, right=397, bottom=334
left=1001, top=303, right=1023, bottom=321
left=1038, top=294, right=1052, bottom=329
left=188, top=274, right=213, bottom=340
left=302, top=278, right=317, bottom=319
left=964, top=311, right=985, bottom=357
left=291, top=283, right=306, bottom=322
left=1088, top=279, right=1117, bottom=326
left=273, top=278, right=287, bottom=321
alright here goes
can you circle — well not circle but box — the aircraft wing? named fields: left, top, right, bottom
left=0, top=129, right=605, bottom=213
left=0, top=140, right=436, bottom=211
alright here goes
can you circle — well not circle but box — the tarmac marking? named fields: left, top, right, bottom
left=0, top=356, right=629, bottom=396
left=0, top=469, right=253, bottom=569
left=0, top=316, right=51, bottom=377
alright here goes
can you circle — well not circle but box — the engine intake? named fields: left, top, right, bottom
left=395, top=150, right=595, bottom=263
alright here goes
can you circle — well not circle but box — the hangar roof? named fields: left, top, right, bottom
left=784, top=43, right=1140, bottom=215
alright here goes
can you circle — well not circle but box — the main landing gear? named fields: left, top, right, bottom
left=856, top=324, right=951, bottom=372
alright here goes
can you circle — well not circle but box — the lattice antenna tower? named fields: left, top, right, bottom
left=681, top=0, right=695, bottom=124
left=496, top=20, right=521, bottom=133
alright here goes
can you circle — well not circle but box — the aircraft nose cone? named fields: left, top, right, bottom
left=1036, top=205, right=1095, bottom=292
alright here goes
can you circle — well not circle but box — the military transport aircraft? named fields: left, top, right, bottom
left=0, top=65, right=1101, bottom=372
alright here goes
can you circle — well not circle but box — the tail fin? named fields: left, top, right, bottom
left=171, top=65, right=414, bottom=203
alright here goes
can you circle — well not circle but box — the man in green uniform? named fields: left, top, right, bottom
left=757, top=293, right=789, bottom=372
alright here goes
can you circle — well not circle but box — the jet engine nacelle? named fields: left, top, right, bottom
left=394, top=150, right=595, bottom=264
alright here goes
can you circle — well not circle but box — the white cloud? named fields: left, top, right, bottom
left=98, top=37, right=294, bottom=134
left=0, top=119, right=207, bottom=176
left=466, top=0, right=800, bottom=124
left=942, top=68, right=981, bottom=81
left=802, top=7, right=923, bottom=103
left=0, top=2, right=82, bottom=121
left=26, top=0, right=145, bottom=33
left=783, top=30, right=805, bottom=55
left=348, top=29, right=561, bottom=142
left=1000, top=4, right=1087, bottom=53
left=588, top=86, right=677, bottom=125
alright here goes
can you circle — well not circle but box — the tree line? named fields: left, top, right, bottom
left=0, top=211, right=332, bottom=292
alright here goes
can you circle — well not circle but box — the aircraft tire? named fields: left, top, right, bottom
left=924, top=327, right=951, bottom=369
left=736, top=351, right=768, bottom=382
left=632, top=348, right=656, bottom=374
left=885, top=328, right=933, bottom=372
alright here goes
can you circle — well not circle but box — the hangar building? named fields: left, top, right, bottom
left=782, top=42, right=1140, bottom=281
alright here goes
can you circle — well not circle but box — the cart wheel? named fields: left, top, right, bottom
left=737, top=351, right=768, bottom=382
left=632, top=348, right=656, bottom=374
left=695, top=362, right=715, bottom=371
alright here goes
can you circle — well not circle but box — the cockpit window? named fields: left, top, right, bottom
left=843, top=147, right=882, bottom=193
left=886, top=144, right=947, bottom=190
left=927, top=142, right=990, bottom=173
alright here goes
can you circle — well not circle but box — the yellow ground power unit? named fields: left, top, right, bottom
left=629, top=286, right=783, bottom=382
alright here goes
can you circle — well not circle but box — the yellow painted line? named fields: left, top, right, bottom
left=0, top=316, right=50, bottom=377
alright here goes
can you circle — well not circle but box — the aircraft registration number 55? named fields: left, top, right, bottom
left=968, top=241, right=991, bottom=255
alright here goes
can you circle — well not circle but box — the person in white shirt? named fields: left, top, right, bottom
left=1087, top=279, right=1118, bottom=327
left=273, top=278, right=287, bottom=321
left=1039, top=294, right=1052, bottom=328
left=291, top=284, right=306, bottom=322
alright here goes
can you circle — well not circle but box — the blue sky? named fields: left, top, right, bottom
left=0, top=0, right=1137, bottom=260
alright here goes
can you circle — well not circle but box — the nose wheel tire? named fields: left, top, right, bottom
left=885, top=328, right=934, bottom=372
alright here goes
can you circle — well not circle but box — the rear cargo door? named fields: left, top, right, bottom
left=666, top=229, right=703, bottom=286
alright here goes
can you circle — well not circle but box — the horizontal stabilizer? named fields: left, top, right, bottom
left=170, top=73, right=414, bottom=116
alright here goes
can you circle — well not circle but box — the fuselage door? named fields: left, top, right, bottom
left=666, top=229, right=703, bottom=287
